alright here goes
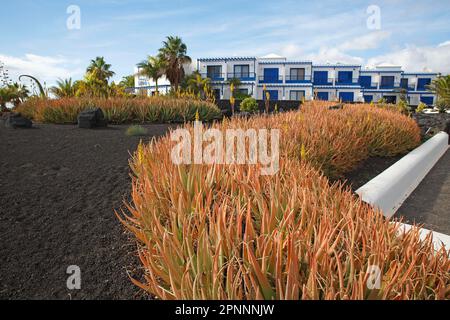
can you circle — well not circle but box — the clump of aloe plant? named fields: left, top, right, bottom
left=118, top=102, right=447, bottom=300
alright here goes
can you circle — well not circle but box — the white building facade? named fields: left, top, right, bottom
left=134, top=55, right=440, bottom=106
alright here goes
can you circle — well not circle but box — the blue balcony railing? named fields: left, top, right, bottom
left=379, top=82, right=400, bottom=89
left=285, top=75, right=312, bottom=83
left=227, top=72, right=256, bottom=81
left=201, top=73, right=225, bottom=81
left=313, top=78, right=334, bottom=86
left=360, top=82, right=379, bottom=89
left=336, top=78, right=360, bottom=85
left=400, top=83, right=416, bottom=91
left=259, top=75, right=283, bottom=83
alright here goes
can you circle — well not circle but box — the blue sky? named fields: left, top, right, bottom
left=1, top=0, right=449, bottom=86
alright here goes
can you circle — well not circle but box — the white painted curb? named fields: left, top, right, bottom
left=396, top=223, right=450, bottom=252
left=356, top=132, right=449, bottom=218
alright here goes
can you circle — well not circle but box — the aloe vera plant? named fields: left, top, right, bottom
left=15, top=96, right=222, bottom=124
left=118, top=102, right=448, bottom=300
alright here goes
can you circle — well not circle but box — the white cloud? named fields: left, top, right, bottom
left=304, top=47, right=364, bottom=65
left=367, top=42, right=450, bottom=73
left=338, top=31, right=391, bottom=51
left=438, top=40, right=450, bottom=47
left=288, top=41, right=450, bottom=74
left=0, top=53, right=83, bottom=86
left=280, top=44, right=303, bottom=58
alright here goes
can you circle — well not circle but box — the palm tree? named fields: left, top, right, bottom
left=187, top=71, right=211, bottom=98
left=0, top=87, right=12, bottom=111
left=158, top=36, right=191, bottom=91
left=10, top=83, right=29, bottom=106
left=0, top=83, right=29, bottom=110
left=137, top=56, right=166, bottom=95
left=50, top=78, right=77, bottom=98
left=86, top=57, right=115, bottom=83
left=119, top=75, right=135, bottom=88
left=76, top=77, right=109, bottom=98
left=428, top=75, right=450, bottom=107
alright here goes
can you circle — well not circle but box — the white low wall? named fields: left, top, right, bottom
left=356, top=132, right=449, bottom=218
left=396, top=223, right=450, bottom=251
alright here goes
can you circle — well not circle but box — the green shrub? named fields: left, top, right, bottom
left=126, top=125, right=147, bottom=136
left=436, top=99, right=448, bottom=113
left=416, top=102, right=427, bottom=113
left=234, top=91, right=251, bottom=100
left=396, top=99, right=410, bottom=115
left=240, top=97, right=258, bottom=113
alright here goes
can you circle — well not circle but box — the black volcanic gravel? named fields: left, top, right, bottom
left=0, top=123, right=174, bottom=300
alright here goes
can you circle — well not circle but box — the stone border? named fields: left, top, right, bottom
left=356, top=132, right=449, bottom=218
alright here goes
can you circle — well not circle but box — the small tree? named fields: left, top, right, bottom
left=187, top=72, right=211, bottom=99
left=396, top=99, right=409, bottom=115
left=428, top=75, right=450, bottom=107
left=240, top=97, right=258, bottom=113
left=137, top=56, right=166, bottom=95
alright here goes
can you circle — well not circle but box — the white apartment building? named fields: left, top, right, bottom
left=133, top=55, right=440, bottom=106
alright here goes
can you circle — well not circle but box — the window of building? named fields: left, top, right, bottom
left=238, top=88, right=248, bottom=95
left=417, top=78, right=431, bottom=90
left=290, top=68, right=305, bottom=81
left=290, top=90, right=305, bottom=101
left=207, top=66, right=222, bottom=79
left=234, top=65, right=250, bottom=78
left=385, top=95, right=397, bottom=104
left=213, top=89, right=221, bottom=101
left=400, top=78, right=409, bottom=89
left=380, top=76, right=395, bottom=88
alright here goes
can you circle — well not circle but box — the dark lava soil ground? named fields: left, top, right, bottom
left=0, top=124, right=174, bottom=300
left=341, top=156, right=403, bottom=191
left=0, top=123, right=406, bottom=300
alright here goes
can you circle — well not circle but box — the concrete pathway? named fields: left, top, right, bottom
left=397, top=150, right=450, bottom=235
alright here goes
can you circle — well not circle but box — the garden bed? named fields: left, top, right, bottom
left=1, top=103, right=448, bottom=300
left=123, top=103, right=448, bottom=300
